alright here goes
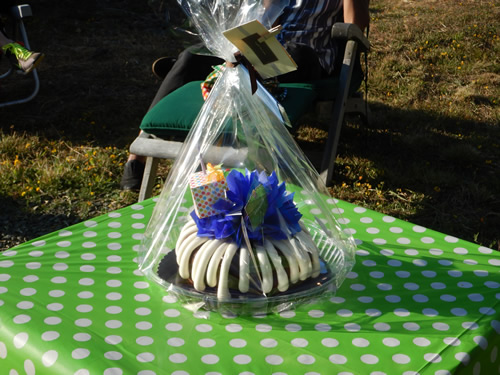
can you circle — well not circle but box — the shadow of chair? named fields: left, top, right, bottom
left=129, top=22, right=370, bottom=201
left=0, top=4, right=41, bottom=108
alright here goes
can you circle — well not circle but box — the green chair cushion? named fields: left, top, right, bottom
left=140, top=80, right=318, bottom=137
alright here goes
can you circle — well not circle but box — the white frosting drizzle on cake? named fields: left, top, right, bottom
left=174, top=218, right=322, bottom=300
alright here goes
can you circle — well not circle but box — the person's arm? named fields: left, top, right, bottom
left=343, top=0, right=370, bottom=31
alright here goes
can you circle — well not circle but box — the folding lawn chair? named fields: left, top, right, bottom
left=130, top=22, right=370, bottom=201
left=0, top=4, right=41, bottom=108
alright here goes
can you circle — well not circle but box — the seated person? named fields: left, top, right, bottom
left=120, top=0, right=370, bottom=190
left=0, top=1, right=44, bottom=73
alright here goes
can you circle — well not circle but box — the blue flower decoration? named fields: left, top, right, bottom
left=190, top=169, right=302, bottom=245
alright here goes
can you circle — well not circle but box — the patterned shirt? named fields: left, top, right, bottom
left=277, top=0, right=343, bottom=74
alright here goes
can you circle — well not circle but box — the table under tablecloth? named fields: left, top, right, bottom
left=1, top=196, right=499, bottom=375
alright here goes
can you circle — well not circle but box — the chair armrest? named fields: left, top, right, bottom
left=331, top=23, right=370, bottom=53
left=10, top=4, right=32, bottom=19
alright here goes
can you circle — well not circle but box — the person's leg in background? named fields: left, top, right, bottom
left=120, top=46, right=223, bottom=190
left=0, top=1, right=44, bottom=73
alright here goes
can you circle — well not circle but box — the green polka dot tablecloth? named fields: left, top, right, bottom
left=1, top=197, right=499, bottom=375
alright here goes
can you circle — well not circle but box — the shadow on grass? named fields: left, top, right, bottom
left=332, top=101, right=499, bottom=249
left=0, top=196, right=81, bottom=251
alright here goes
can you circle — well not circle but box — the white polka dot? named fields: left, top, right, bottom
left=373, top=238, right=387, bottom=245
left=438, top=259, right=453, bottom=266
left=0, top=342, right=7, bottom=359
left=488, top=258, right=500, bottom=266
left=75, top=319, right=92, bottom=327
left=14, top=315, right=31, bottom=324
left=451, top=308, right=467, bottom=316
left=413, top=294, right=429, bottom=303
left=420, top=237, right=435, bottom=244
left=166, top=323, right=183, bottom=332
left=360, top=354, right=379, bottom=364
left=107, top=243, right=121, bottom=250
left=377, top=283, right=392, bottom=291
left=54, top=251, right=70, bottom=259
left=196, top=324, right=212, bottom=332
left=413, top=337, right=431, bottom=347
left=137, top=353, right=155, bottom=363
left=298, top=354, right=315, bottom=364
left=135, top=321, right=152, bottom=330
left=24, top=360, right=35, bottom=375
left=104, top=351, right=123, bottom=361
left=164, top=309, right=180, bottom=318
left=44, top=317, right=61, bottom=325
left=13, top=333, right=29, bottom=349
left=404, top=283, right=419, bottom=291
left=230, top=339, right=247, bottom=348
left=226, top=324, right=243, bottom=332
left=423, top=308, right=439, bottom=317
left=433, top=322, right=450, bottom=331
left=393, top=354, right=411, bottom=364
left=42, top=350, right=59, bottom=367
left=385, top=295, right=401, bottom=303
left=260, top=338, right=278, bottom=348
left=440, top=294, right=456, bottom=302
left=431, top=282, right=446, bottom=290
left=473, top=336, right=488, bottom=350
left=455, top=352, right=470, bottom=365
left=329, top=354, right=347, bottom=364
left=374, top=323, right=391, bottom=331
left=167, top=338, right=184, bottom=347
left=201, top=354, right=219, bottom=364
left=136, top=336, right=154, bottom=346
left=383, top=338, right=400, bottom=347
left=285, top=324, right=302, bottom=332
left=103, top=369, right=122, bottom=375
left=105, top=306, right=122, bottom=315
left=105, top=320, right=122, bottom=329
left=358, top=296, right=374, bottom=303
left=468, top=293, right=484, bottom=302
left=387, top=260, right=402, bottom=267
left=51, top=276, right=67, bottom=284
left=198, top=338, right=216, bottom=348
left=365, top=309, right=381, bottom=317
left=17, top=301, right=34, bottom=310
left=322, top=338, right=339, bottom=347
left=32, top=240, right=46, bottom=247
left=485, top=281, right=500, bottom=289
left=443, top=337, right=461, bottom=346
left=231, top=354, right=251, bottom=365
left=404, top=323, right=420, bottom=331
left=462, top=321, right=478, bottom=333
left=370, top=271, right=384, bottom=279
left=413, top=259, right=427, bottom=267
left=255, top=324, right=272, bottom=332
left=308, top=309, right=324, bottom=318
left=41, top=331, right=60, bottom=341
left=337, top=309, right=353, bottom=317
left=106, top=293, right=122, bottom=301
left=80, top=265, right=95, bottom=273
left=395, top=271, right=410, bottom=278
left=26, top=262, right=41, bottom=269
left=72, top=348, right=90, bottom=359
left=448, top=270, right=462, bottom=277
left=394, top=308, right=410, bottom=317
left=352, top=338, right=370, bottom=347
left=105, top=336, right=123, bottom=345
left=344, top=323, right=361, bottom=332
left=429, top=248, right=443, bottom=256
left=477, top=245, right=493, bottom=254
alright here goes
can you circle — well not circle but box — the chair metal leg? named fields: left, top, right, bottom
left=320, top=40, right=358, bottom=186
left=138, top=157, right=160, bottom=202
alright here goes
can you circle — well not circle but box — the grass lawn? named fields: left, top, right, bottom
left=1, top=0, right=499, bottom=250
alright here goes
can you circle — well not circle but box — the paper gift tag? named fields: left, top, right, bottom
left=223, top=19, right=297, bottom=79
